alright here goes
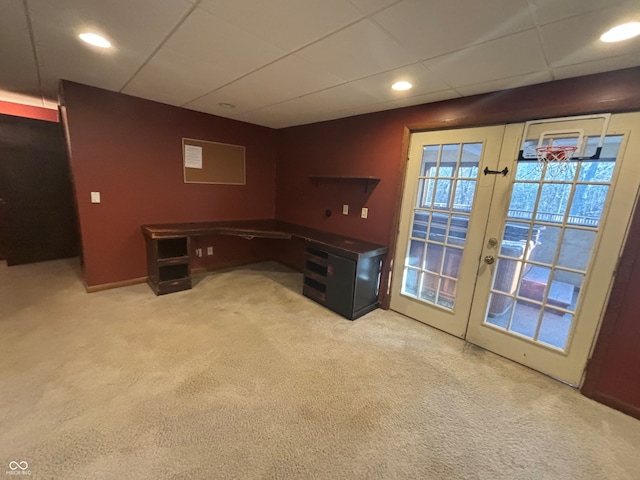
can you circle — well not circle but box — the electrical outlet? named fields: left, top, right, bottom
left=207, top=246, right=213, bottom=256
left=195, top=248, right=202, bottom=257
left=361, top=207, right=368, bottom=219
left=342, top=204, right=349, bottom=215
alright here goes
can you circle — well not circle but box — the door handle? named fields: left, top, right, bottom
left=484, top=256, right=495, bottom=265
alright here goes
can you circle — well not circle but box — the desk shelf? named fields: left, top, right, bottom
left=146, top=236, right=191, bottom=295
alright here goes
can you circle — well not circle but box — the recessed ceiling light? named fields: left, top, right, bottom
left=392, top=81, right=412, bottom=91
left=218, top=102, right=236, bottom=109
left=79, top=32, right=111, bottom=48
left=600, top=22, right=640, bottom=43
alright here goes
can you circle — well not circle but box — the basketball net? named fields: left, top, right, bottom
left=535, top=145, right=577, bottom=176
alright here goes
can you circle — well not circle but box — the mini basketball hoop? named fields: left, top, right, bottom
left=518, top=114, right=612, bottom=177
left=535, top=145, right=577, bottom=174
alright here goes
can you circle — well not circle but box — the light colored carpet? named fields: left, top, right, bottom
left=1, top=259, right=639, bottom=480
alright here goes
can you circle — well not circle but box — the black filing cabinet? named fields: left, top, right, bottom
left=303, top=242, right=384, bottom=320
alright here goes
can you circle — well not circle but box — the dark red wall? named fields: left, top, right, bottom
left=0, top=100, right=58, bottom=123
left=61, top=81, right=277, bottom=287
left=275, top=67, right=640, bottom=418
left=276, top=67, right=640, bottom=247
left=582, top=201, right=640, bottom=420
left=276, top=67, right=640, bottom=277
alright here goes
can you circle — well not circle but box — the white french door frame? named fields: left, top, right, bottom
left=465, top=112, right=640, bottom=385
left=390, top=112, right=640, bottom=386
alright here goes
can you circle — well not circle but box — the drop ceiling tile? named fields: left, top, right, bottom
left=540, top=2, right=640, bottom=68
left=27, top=0, right=193, bottom=97
left=121, top=50, right=231, bottom=107
left=423, top=29, right=548, bottom=88
left=282, top=83, right=384, bottom=115
left=374, top=0, right=533, bottom=60
left=370, top=89, right=461, bottom=111
left=296, top=19, right=418, bottom=81
left=0, top=0, right=40, bottom=96
left=233, top=82, right=383, bottom=128
left=553, top=52, right=640, bottom=80
left=198, top=0, right=363, bottom=51
left=347, top=63, right=451, bottom=101
left=528, top=0, right=629, bottom=26
left=123, top=9, right=288, bottom=106
left=347, top=0, right=402, bottom=15
left=184, top=54, right=345, bottom=116
left=229, top=105, right=302, bottom=129
left=456, top=71, right=553, bottom=97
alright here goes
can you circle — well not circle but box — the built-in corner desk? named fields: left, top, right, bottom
left=141, top=219, right=387, bottom=320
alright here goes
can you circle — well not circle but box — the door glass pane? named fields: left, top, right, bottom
left=411, top=211, right=428, bottom=239
left=441, top=144, right=461, bottom=173
left=529, top=225, right=561, bottom=266
left=486, top=292, right=515, bottom=322
left=401, top=141, right=482, bottom=311
left=508, top=183, right=539, bottom=220
left=538, top=310, right=573, bottom=350
left=558, top=229, right=596, bottom=271
left=416, top=179, right=435, bottom=208
left=428, top=213, right=449, bottom=241
left=508, top=299, right=543, bottom=339
left=578, top=162, right=615, bottom=183
left=443, top=247, right=462, bottom=278
left=551, top=269, right=581, bottom=313
left=420, top=272, right=438, bottom=302
left=568, top=185, right=608, bottom=226
left=460, top=143, right=481, bottom=178
left=491, top=258, right=523, bottom=294
left=448, top=215, right=469, bottom=245
left=402, top=268, right=419, bottom=297
left=420, top=145, right=439, bottom=176
left=453, top=180, right=475, bottom=211
left=536, top=184, right=571, bottom=223
left=407, top=240, right=425, bottom=268
left=542, top=161, right=577, bottom=182
left=434, top=179, right=453, bottom=209
left=484, top=139, right=618, bottom=352
left=425, top=244, right=444, bottom=273
left=515, top=160, right=542, bottom=181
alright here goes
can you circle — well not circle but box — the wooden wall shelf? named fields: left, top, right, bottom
left=309, top=175, right=380, bottom=192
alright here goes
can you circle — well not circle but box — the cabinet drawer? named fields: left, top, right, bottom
left=305, top=251, right=328, bottom=266
left=156, top=277, right=192, bottom=295
left=303, top=269, right=327, bottom=285
left=303, top=284, right=326, bottom=304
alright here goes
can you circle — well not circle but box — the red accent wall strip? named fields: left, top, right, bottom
left=0, top=100, right=58, bottom=122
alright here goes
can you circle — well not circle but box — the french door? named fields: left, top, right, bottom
left=391, top=113, right=640, bottom=385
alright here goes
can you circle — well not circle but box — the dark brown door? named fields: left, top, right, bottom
left=0, top=114, right=78, bottom=265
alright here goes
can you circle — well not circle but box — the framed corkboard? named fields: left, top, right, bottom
left=182, top=138, right=246, bottom=185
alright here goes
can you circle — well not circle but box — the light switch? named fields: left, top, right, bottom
left=91, top=192, right=101, bottom=203
left=342, top=204, right=349, bottom=215
left=361, top=207, right=368, bottom=219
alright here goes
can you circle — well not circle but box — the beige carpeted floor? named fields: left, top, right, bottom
left=1, top=258, right=639, bottom=480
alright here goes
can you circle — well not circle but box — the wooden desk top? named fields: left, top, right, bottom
left=142, top=219, right=387, bottom=260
